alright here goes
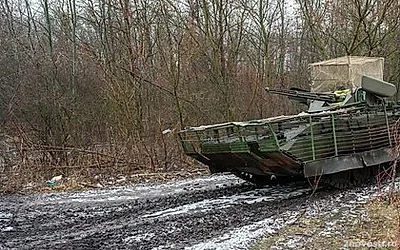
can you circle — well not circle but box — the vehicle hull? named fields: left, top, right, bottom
left=179, top=103, right=399, bottom=185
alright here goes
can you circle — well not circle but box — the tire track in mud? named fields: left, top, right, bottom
left=0, top=175, right=319, bottom=250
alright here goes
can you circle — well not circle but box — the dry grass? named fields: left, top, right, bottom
left=358, top=193, right=400, bottom=246
left=1, top=164, right=208, bottom=194
left=251, top=192, right=400, bottom=250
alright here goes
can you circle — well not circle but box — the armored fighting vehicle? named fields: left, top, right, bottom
left=178, top=56, right=399, bottom=188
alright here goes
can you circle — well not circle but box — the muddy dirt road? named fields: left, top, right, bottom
left=0, top=174, right=388, bottom=250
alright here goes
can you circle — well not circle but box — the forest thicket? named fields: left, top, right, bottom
left=1, top=0, right=399, bottom=187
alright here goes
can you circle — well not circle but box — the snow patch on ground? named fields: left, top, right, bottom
left=5, top=174, right=397, bottom=249
left=151, top=244, right=178, bottom=250
left=271, top=180, right=400, bottom=249
left=123, top=232, right=155, bottom=243
left=0, top=212, right=13, bottom=232
left=1, top=226, right=14, bottom=232
left=142, top=187, right=310, bottom=219
left=185, top=211, right=300, bottom=250
left=31, top=174, right=244, bottom=205
left=180, top=180, right=399, bottom=250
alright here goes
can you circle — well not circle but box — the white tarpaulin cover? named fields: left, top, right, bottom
left=309, top=56, right=384, bottom=92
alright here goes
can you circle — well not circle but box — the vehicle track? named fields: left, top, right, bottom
left=0, top=174, right=332, bottom=250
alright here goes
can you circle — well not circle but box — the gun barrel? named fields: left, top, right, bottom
left=265, top=87, right=337, bottom=103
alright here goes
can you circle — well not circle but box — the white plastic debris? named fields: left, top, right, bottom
left=162, top=129, right=172, bottom=135
left=51, top=175, right=63, bottom=182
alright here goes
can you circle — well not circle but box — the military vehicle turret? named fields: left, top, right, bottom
left=178, top=56, right=399, bottom=188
